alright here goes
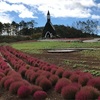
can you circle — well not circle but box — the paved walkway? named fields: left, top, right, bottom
left=83, top=38, right=100, bottom=42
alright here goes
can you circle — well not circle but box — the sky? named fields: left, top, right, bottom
left=0, top=0, right=100, bottom=34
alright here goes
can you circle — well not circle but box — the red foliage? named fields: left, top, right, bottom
left=29, top=73, right=39, bottom=83
left=55, top=78, right=71, bottom=93
left=35, top=76, right=46, bottom=85
left=50, top=68, right=57, bottom=74
left=0, top=76, right=10, bottom=87
left=4, top=78, right=15, bottom=90
left=9, top=81, right=24, bottom=94
left=87, top=77, right=100, bottom=91
left=61, top=85, right=79, bottom=100
left=78, top=73, right=93, bottom=86
left=33, top=91, right=47, bottom=100
left=17, top=85, right=31, bottom=98
left=98, top=96, right=100, bottom=100
left=30, top=85, right=42, bottom=94
left=55, top=68, right=64, bottom=78
left=0, top=72, right=5, bottom=77
left=49, top=75, right=59, bottom=86
left=62, top=70, right=73, bottom=78
left=39, top=78, right=52, bottom=91
left=75, top=86, right=100, bottom=100
left=41, top=71, right=51, bottom=78
left=18, top=67, right=27, bottom=77
left=69, top=74, right=79, bottom=82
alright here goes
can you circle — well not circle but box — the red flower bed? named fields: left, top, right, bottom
left=1, top=46, right=100, bottom=99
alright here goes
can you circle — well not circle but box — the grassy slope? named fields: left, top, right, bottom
left=11, top=41, right=100, bottom=54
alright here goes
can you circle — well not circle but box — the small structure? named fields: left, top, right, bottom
left=42, top=11, right=56, bottom=38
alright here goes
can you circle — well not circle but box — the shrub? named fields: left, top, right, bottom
left=50, top=68, right=57, bottom=74
left=33, top=91, right=47, bottom=100
left=78, top=73, right=93, bottom=86
left=17, top=85, right=31, bottom=98
left=62, top=70, right=72, bottom=78
left=18, top=67, right=27, bottom=77
left=9, top=81, right=24, bottom=94
left=70, top=74, right=79, bottom=82
left=61, top=85, right=79, bottom=100
left=41, top=71, right=51, bottom=78
left=49, top=75, right=59, bottom=86
left=35, top=76, right=46, bottom=85
left=0, top=72, right=5, bottom=77
left=39, top=78, right=52, bottom=91
left=98, top=96, right=100, bottom=100
left=0, top=76, right=3, bottom=81
left=55, top=68, right=64, bottom=78
left=30, top=85, right=42, bottom=94
left=87, top=77, right=100, bottom=90
left=55, top=78, right=71, bottom=93
left=29, top=73, right=39, bottom=83
left=0, top=76, right=10, bottom=87
left=4, top=78, right=15, bottom=90
left=75, top=86, right=100, bottom=100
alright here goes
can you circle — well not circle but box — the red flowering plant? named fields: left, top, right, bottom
left=62, top=70, right=73, bottom=79
left=9, top=81, right=25, bottom=94
left=39, top=78, right=52, bottom=91
left=61, top=84, right=80, bottom=100
left=78, top=73, right=93, bottom=86
left=55, top=68, right=64, bottom=78
left=30, top=85, right=43, bottom=94
left=55, top=78, right=71, bottom=93
left=69, top=73, right=79, bottom=82
left=17, top=85, right=31, bottom=98
left=75, top=86, right=100, bottom=100
left=49, top=75, right=59, bottom=86
left=33, top=90, right=47, bottom=100
left=87, top=77, right=100, bottom=91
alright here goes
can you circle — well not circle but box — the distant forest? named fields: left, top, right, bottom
left=0, top=19, right=100, bottom=39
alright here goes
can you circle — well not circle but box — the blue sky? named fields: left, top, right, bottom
left=0, top=0, right=100, bottom=34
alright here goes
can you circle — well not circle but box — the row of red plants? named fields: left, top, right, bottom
left=0, top=46, right=100, bottom=100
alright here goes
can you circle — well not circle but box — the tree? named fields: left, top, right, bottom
left=72, top=20, right=99, bottom=35
left=0, top=22, right=3, bottom=35
left=3, top=23, right=11, bottom=36
left=11, top=21, right=19, bottom=36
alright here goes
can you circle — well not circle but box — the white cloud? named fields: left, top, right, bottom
left=0, top=0, right=100, bottom=23
left=0, top=13, right=13, bottom=23
left=91, top=14, right=100, bottom=19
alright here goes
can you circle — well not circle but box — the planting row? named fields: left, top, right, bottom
left=0, top=46, right=100, bottom=100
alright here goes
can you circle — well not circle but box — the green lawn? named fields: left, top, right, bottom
left=11, top=41, right=100, bottom=54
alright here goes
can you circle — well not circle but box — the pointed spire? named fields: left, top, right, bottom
left=47, top=10, right=50, bottom=15
left=47, top=10, right=50, bottom=22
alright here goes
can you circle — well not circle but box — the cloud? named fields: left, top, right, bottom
left=0, top=0, right=100, bottom=23
left=0, top=13, right=13, bottom=23
left=91, top=14, right=100, bottom=19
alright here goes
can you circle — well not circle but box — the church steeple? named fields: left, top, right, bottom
left=42, top=11, right=56, bottom=38
left=47, top=10, right=50, bottom=22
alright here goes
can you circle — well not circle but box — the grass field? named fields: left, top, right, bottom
left=11, top=41, right=100, bottom=54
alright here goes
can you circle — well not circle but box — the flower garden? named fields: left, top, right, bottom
left=0, top=45, right=100, bottom=100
